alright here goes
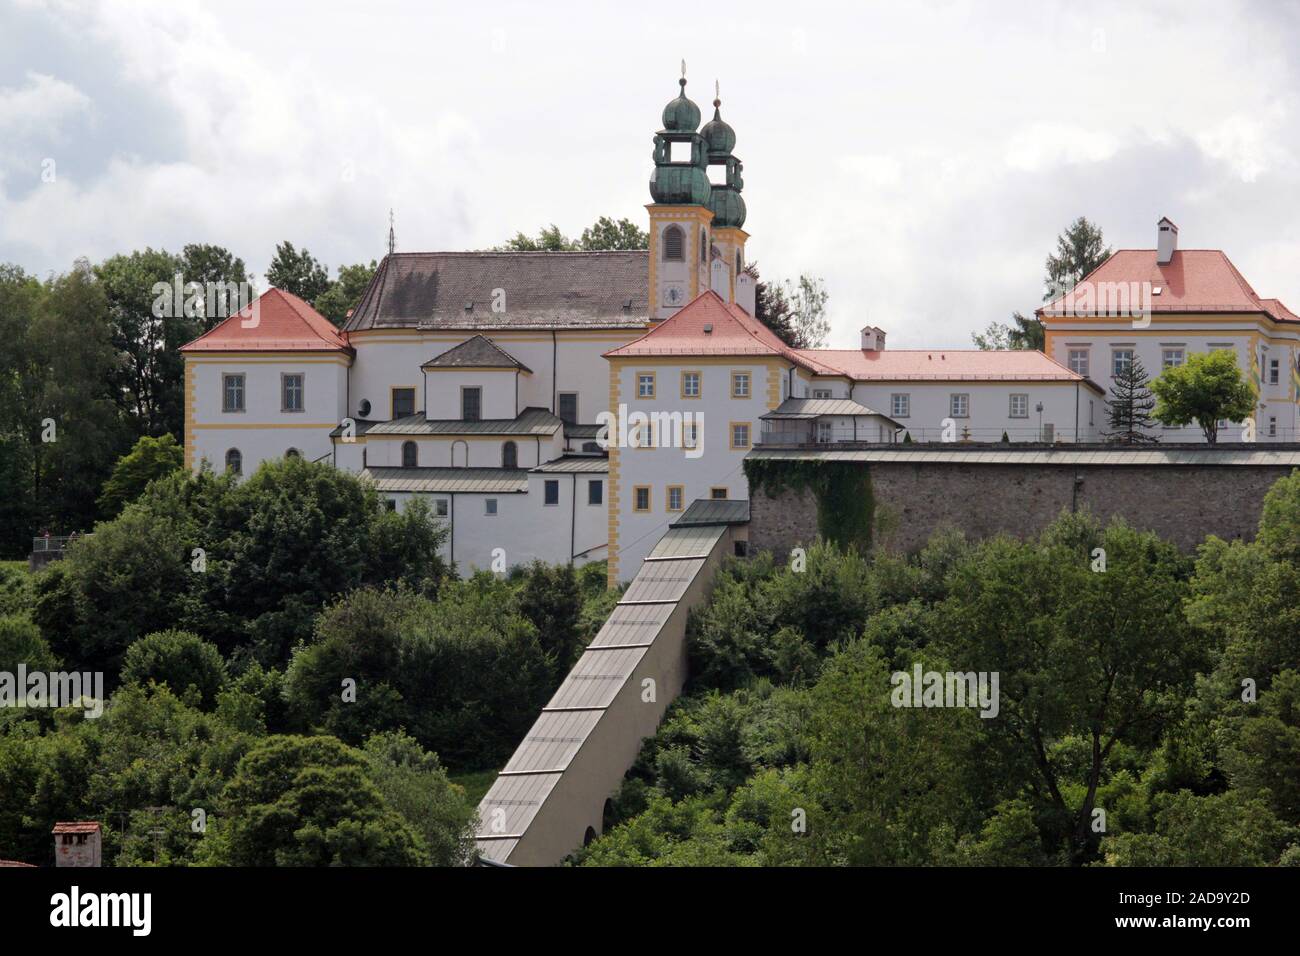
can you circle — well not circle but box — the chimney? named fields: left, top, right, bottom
left=860, top=325, right=887, bottom=351
left=1156, top=217, right=1178, bottom=264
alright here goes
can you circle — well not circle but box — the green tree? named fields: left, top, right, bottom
left=265, top=241, right=331, bottom=303
left=517, top=561, right=582, bottom=678
left=752, top=266, right=797, bottom=345
left=1104, top=356, right=1159, bottom=444
left=578, top=216, right=648, bottom=250
left=362, top=731, right=477, bottom=866
left=496, top=224, right=576, bottom=251
left=971, top=312, right=1044, bottom=351
left=121, top=630, right=227, bottom=708
left=179, top=243, right=252, bottom=331
left=313, top=260, right=377, bottom=327
left=96, top=248, right=196, bottom=439
left=784, top=275, right=830, bottom=348
left=98, top=433, right=184, bottom=518
left=1100, top=790, right=1297, bottom=866
left=200, top=734, right=427, bottom=866
left=1045, top=216, right=1112, bottom=300
left=1151, top=349, right=1256, bottom=443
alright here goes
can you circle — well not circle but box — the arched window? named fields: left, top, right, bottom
left=225, top=448, right=242, bottom=475
left=285, top=448, right=300, bottom=459
left=662, top=224, right=684, bottom=261
left=402, top=441, right=418, bottom=468
left=700, top=228, right=707, bottom=262
left=583, top=826, right=597, bottom=847
left=502, top=440, right=518, bottom=469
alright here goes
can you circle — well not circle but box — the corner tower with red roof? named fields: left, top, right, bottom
left=180, top=287, right=353, bottom=475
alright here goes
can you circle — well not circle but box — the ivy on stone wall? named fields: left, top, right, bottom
left=743, top=458, right=874, bottom=552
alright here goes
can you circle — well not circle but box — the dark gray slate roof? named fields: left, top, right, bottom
left=345, top=251, right=650, bottom=332
left=671, top=498, right=750, bottom=527
left=364, top=407, right=563, bottom=436
left=361, top=467, right=528, bottom=493
left=421, top=334, right=531, bottom=371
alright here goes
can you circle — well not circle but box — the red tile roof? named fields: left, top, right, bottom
left=52, top=822, right=101, bottom=833
left=0, top=860, right=36, bottom=867
left=180, top=288, right=351, bottom=353
left=802, top=349, right=1092, bottom=383
left=1039, top=249, right=1299, bottom=322
left=606, top=291, right=1095, bottom=386
left=603, top=291, right=840, bottom=374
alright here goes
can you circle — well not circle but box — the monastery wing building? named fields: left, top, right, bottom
left=181, top=74, right=1300, bottom=583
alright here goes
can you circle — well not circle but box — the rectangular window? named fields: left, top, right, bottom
left=1269, top=416, right=1278, bottom=437
left=558, top=392, right=579, bottom=424
left=223, top=373, right=245, bottom=413
left=435, top=499, right=449, bottom=517
left=587, top=479, right=603, bottom=505
left=461, top=387, right=482, bottom=421
left=634, top=422, right=655, bottom=449
left=812, top=388, right=833, bottom=400
left=1009, top=393, right=1029, bottom=418
left=950, top=394, right=969, bottom=418
left=281, top=373, right=304, bottom=412
left=666, top=485, right=684, bottom=512
left=485, top=498, right=498, bottom=516
left=1269, top=359, right=1280, bottom=385
left=1162, top=348, right=1184, bottom=369
left=1112, top=349, right=1134, bottom=377
left=637, top=372, right=656, bottom=399
left=681, top=371, right=701, bottom=398
left=391, top=387, right=415, bottom=419
left=544, top=479, right=560, bottom=505
left=683, top=421, right=699, bottom=449
left=384, top=499, right=397, bottom=512
left=731, top=371, right=750, bottom=398
left=710, top=487, right=728, bottom=500
left=1090, top=400, right=1095, bottom=427
left=816, top=421, right=833, bottom=443
left=633, top=485, right=651, bottom=513
left=730, top=421, right=751, bottom=450
left=1068, top=349, right=1089, bottom=377
left=891, top=393, right=910, bottom=418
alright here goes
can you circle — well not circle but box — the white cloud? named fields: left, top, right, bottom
left=0, top=70, right=90, bottom=137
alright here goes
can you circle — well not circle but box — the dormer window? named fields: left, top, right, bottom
left=663, top=225, right=684, bottom=261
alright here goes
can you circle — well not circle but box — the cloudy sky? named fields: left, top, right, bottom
left=3, top=0, right=1299, bottom=347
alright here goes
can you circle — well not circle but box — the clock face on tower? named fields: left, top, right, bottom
left=663, top=283, right=685, bottom=307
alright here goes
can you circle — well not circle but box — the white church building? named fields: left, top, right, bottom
left=181, top=75, right=1300, bottom=582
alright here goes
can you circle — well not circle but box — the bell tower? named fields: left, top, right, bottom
left=647, top=63, right=714, bottom=320
left=700, top=81, right=750, bottom=311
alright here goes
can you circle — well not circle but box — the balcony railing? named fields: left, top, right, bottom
left=31, top=535, right=90, bottom=553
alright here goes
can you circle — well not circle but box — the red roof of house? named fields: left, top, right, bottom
left=606, top=291, right=1096, bottom=387
left=1039, top=249, right=1299, bottom=322
left=52, top=822, right=101, bottom=834
left=802, top=349, right=1093, bottom=383
left=0, top=859, right=35, bottom=867
left=603, top=291, right=840, bottom=374
left=180, top=288, right=351, bottom=353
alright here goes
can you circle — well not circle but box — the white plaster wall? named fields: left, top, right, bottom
left=1048, top=325, right=1300, bottom=442
left=851, top=381, right=1100, bottom=442
left=424, top=368, right=519, bottom=420
left=612, top=359, right=773, bottom=580
left=348, top=331, right=639, bottom=424
left=361, top=433, right=564, bottom=469
left=189, top=357, right=346, bottom=474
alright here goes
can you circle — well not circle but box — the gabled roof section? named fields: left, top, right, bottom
left=363, top=407, right=562, bottom=437
left=422, top=334, right=532, bottom=372
left=180, top=288, right=350, bottom=352
left=761, top=397, right=897, bottom=421
left=344, top=251, right=649, bottom=332
left=1038, top=249, right=1299, bottom=322
left=603, top=290, right=840, bottom=374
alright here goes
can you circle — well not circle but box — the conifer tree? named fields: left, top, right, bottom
left=1105, top=356, right=1159, bottom=443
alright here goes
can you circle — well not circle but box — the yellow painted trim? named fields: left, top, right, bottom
left=635, top=370, right=657, bottom=399
left=728, top=420, right=752, bottom=450
left=709, top=487, right=729, bottom=500
left=184, top=357, right=196, bottom=471
left=730, top=369, right=752, bottom=399
left=666, top=485, right=684, bottom=512
left=632, top=485, right=652, bottom=513
left=680, top=369, right=702, bottom=399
